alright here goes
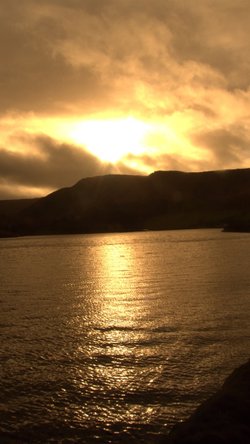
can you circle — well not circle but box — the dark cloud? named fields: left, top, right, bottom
left=192, top=126, right=250, bottom=169
left=0, top=0, right=250, bottom=198
left=124, top=152, right=204, bottom=173
left=3, top=0, right=246, bottom=115
left=0, top=136, right=114, bottom=197
left=162, top=0, right=250, bottom=90
left=0, top=1, right=109, bottom=114
left=0, top=178, right=42, bottom=200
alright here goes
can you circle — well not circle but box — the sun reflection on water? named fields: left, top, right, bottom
left=2, top=231, right=250, bottom=442
left=97, top=241, right=139, bottom=325
left=67, top=236, right=168, bottom=434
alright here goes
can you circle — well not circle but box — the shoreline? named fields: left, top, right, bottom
left=164, top=359, right=250, bottom=443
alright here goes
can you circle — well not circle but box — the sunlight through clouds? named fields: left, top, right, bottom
left=1, top=0, right=250, bottom=197
left=68, top=117, right=152, bottom=163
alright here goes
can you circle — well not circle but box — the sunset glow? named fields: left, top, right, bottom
left=1, top=0, right=250, bottom=199
left=1, top=2, right=250, bottom=443
left=68, top=117, right=152, bottom=163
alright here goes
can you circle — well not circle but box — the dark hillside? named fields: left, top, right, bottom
left=2, top=169, right=250, bottom=237
left=0, top=198, right=38, bottom=237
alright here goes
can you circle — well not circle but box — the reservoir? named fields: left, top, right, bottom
left=1, top=229, right=250, bottom=443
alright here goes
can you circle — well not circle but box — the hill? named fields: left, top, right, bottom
left=2, top=168, right=250, bottom=237
left=0, top=198, right=38, bottom=237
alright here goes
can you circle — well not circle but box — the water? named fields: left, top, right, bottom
left=0, top=229, right=250, bottom=443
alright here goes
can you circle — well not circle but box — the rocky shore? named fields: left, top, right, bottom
left=164, top=360, right=250, bottom=443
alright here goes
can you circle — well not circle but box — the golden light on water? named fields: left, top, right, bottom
left=99, top=240, right=136, bottom=323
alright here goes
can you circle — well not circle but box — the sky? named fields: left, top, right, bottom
left=1, top=0, right=250, bottom=199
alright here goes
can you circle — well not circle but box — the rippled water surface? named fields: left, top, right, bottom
left=1, top=229, right=250, bottom=443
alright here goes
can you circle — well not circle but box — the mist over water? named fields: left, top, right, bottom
left=1, top=229, right=250, bottom=443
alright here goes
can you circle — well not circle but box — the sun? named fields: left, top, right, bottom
left=68, top=117, right=151, bottom=163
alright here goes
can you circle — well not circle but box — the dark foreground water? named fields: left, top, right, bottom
left=1, top=229, right=250, bottom=443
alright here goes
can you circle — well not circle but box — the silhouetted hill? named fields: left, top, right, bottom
left=2, top=168, right=250, bottom=237
left=0, top=198, right=38, bottom=237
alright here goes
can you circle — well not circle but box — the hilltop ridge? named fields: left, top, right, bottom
left=1, top=168, right=250, bottom=237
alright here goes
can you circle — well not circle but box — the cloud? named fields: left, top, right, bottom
left=0, top=135, right=114, bottom=198
left=169, top=0, right=250, bottom=90
left=123, top=151, right=213, bottom=175
left=2, top=0, right=246, bottom=116
left=1, top=0, right=249, bottom=122
left=192, top=125, right=250, bottom=170
left=0, top=1, right=109, bottom=115
left=1, top=0, right=250, bottom=198
left=0, top=179, right=51, bottom=200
